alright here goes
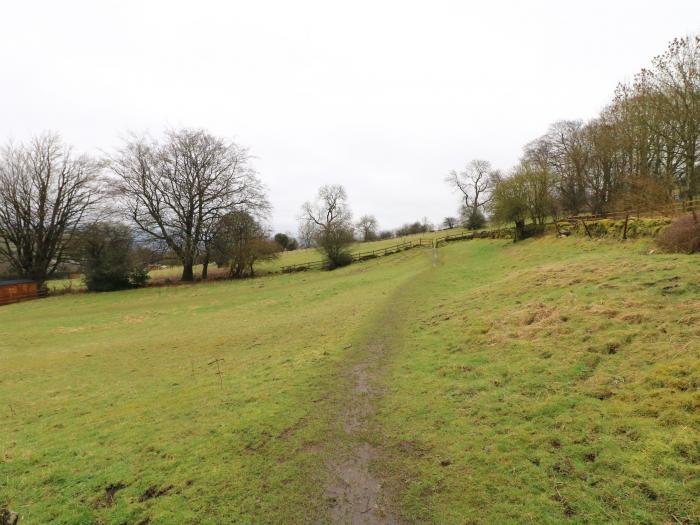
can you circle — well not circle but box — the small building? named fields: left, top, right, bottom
left=0, top=279, right=40, bottom=306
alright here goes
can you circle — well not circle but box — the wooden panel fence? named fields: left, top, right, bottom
left=0, top=287, right=47, bottom=306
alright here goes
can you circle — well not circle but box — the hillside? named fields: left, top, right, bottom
left=47, top=229, right=469, bottom=291
left=1, top=237, right=699, bottom=524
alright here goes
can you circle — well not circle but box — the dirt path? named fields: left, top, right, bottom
left=324, top=250, right=435, bottom=524
left=325, top=341, right=399, bottom=524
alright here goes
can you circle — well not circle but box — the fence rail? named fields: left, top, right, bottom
left=565, top=198, right=699, bottom=223
left=3, top=200, right=696, bottom=303
left=279, top=198, right=700, bottom=273
left=279, top=229, right=510, bottom=273
left=280, top=239, right=423, bottom=272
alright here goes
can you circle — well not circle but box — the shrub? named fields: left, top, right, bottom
left=80, top=223, right=149, bottom=291
left=327, top=250, right=353, bottom=269
left=274, top=233, right=298, bottom=251
left=318, top=226, right=355, bottom=269
left=656, top=214, right=700, bottom=253
left=128, top=266, right=151, bottom=287
left=463, top=209, right=486, bottom=230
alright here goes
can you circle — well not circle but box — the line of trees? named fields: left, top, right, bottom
left=447, top=35, right=700, bottom=240
left=0, top=129, right=275, bottom=289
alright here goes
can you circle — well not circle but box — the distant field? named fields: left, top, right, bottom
left=3, top=236, right=699, bottom=523
left=47, top=229, right=469, bottom=290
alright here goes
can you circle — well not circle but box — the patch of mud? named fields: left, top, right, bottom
left=139, top=484, right=173, bottom=502
left=95, top=482, right=126, bottom=508
left=325, top=345, right=399, bottom=524
left=327, top=443, right=397, bottom=525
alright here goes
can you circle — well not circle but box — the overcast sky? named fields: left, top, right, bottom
left=2, top=1, right=699, bottom=233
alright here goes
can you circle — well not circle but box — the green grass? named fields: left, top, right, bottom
left=3, top=236, right=699, bottom=523
left=372, top=237, right=700, bottom=523
left=47, top=229, right=466, bottom=290
left=1, top=249, right=430, bottom=524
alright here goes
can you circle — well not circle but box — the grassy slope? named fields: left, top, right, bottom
left=373, top=237, right=700, bottom=524
left=3, top=236, right=699, bottom=524
left=0, top=250, right=430, bottom=524
left=47, top=229, right=467, bottom=291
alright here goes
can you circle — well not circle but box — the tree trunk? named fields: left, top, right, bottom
left=622, top=214, right=629, bottom=240
left=181, top=262, right=194, bottom=281
left=514, top=219, right=525, bottom=242
left=201, top=251, right=209, bottom=280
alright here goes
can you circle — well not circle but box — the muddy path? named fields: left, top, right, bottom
left=323, top=249, right=435, bottom=524
left=325, top=340, right=399, bottom=525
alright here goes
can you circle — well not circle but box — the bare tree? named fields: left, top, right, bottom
left=110, top=129, right=267, bottom=281
left=442, top=216, right=457, bottom=229
left=490, top=162, right=555, bottom=241
left=0, top=133, right=101, bottom=288
left=446, top=159, right=496, bottom=224
left=210, top=211, right=280, bottom=278
left=641, top=36, right=700, bottom=200
left=355, top=214, right=378, bottom=241
left=297, top=219, right=317, bottom=248
left=300, top=184, right=354, bottom=268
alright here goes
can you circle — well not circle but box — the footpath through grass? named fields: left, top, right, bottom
left=2, top=236, right=699, bottom=524
left=0, top=249, right=430, bottom=524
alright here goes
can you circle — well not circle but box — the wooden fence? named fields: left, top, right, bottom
left=565, top=198, right=699, bottom=223
left=0, top=287, right=48, bottom=306
left=280, top=239, right=424, bottom=272
left=279, top=198, right=700, bottom=273
left=280, top=229, right=510, bottom=273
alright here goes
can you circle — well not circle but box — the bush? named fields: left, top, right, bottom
left=464, top=209, right=486, bottom=230
left=656, top=214, right=700, bottom=253
left=128, top=266, right=151, bottom=287
left=81, top=223, right=150, bottom=291
left=318, top=226, right=355, bottom=269
left=274, top=233, right=298, bottom=251
left=327, top=250, right=353, bottom=269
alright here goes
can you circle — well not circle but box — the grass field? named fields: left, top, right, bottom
left=46, top=229, right=470, bottom=291
left=2, top=236, right=699, bottom=524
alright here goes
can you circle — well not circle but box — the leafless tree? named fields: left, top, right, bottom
left=355, top=214, right=378, bottom=241
left=446, top=159, right=497, bottom=223
left=442, top=216, right=457, bottom=229
left=297, top=219, right=317, bottom=248
left=110, top=129, right=268, bottom=281
left=210, top=211, right=279, bottom=278
left=524, top=121, right=589, bottom=214
left=0, top=133, right=101, bottom=288
left=640, top=36, right=700, bottom=199
left=300, top=184, right=354, bottom=267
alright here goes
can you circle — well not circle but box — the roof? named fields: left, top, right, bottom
left=0, top=279, right=35, bottom=286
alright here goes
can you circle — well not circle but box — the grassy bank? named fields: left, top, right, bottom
left=0, top=250, right=430, bottom=524
left=3, top=235, right=699, bottom=523
left=47, top=229, right=463, bottom=292
left=373, top=237, right=700, bottom=523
